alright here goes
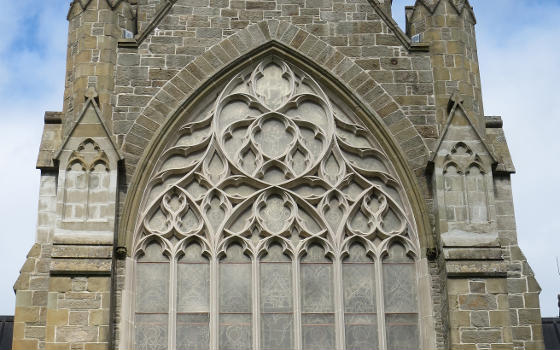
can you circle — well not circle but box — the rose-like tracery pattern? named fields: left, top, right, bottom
left=132, top=56, right=421, bottom=350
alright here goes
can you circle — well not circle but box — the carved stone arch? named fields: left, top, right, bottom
left=443, top=160, right=463, bottom=174
left=120, top=28, right=433, bottom=257
left=450, top=141, right=473, bottom=156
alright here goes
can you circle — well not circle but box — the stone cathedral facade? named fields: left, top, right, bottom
left=12, top=0, right=544, bottom=349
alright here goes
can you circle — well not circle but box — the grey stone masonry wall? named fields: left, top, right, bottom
left=114, top=0, right=437, bottom=179
left=407, top=0, right=484, bottom=132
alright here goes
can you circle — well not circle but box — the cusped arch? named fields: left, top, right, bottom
left=119, top=31, right=433, bottom=258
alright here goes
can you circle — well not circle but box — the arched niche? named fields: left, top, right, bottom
left=117, top=48, right=436, bottom=350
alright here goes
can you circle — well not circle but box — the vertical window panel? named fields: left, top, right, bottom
left=443, top=164, right=466, bottom=222
left=383, top=243, right=419, bottom=350
left=87, top=162, right=110, bottom=221
left=219, top=244, right=252, bottom=350
left=301, top=244, right=335, bottom=350
left=177, top=243, right=210, bottom=350
left=261, top=244, right=293, bottom=350
left=343, top=243, right=377, bottom=350
left=135, top=314, right=168, bottom=350
left=466, top=165, right=488, bottom=223
left=135, top=243, right=169, bottom=350
left=64, top=162, right=87, bottom=221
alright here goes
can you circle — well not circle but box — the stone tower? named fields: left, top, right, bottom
left=12, top=0, right=544, bottom=349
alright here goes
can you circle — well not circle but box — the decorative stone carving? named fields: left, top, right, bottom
left=54, top=94, right=121, bottom=245
left=131, top=56, right=422, bottom=350
left=431, top=93, right=499, bottom=247
left=63, top=139, right=111, bottom=222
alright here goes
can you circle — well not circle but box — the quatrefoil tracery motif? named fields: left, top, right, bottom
left=134, top=56, right=418, bottom=258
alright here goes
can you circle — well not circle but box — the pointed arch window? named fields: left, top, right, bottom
left=130, top=56, right=425, bottom=350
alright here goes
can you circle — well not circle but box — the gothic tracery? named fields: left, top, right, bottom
left=132, top=56, right=421, bottom=350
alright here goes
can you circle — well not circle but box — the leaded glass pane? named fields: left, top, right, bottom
left=261, top=314, right=293, bottom=350
left=136, top=250, right=169, bottom=313
left=220, top=263, right=251, bottom=312
left=261, top=263, right=292, bottom=312
left=385, top=314, right=419, bottom=350
left=177, top=263, right=209, bottom=312
left=135, top=314, right=168, bottom=350
left=301, top=314, right=335, bottom=350
left=343, top=265, right=375, bottom=312
left=301, top=245, right=333, bottom=313
left=176, top=314, right=209, bottom=350
left=219, top=313, right=252, bottom=350
left=345, top=314, right=378, bottom=350
left=383, top=245, right=417, bottom=314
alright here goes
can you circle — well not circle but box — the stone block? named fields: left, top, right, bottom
left=524, top=293, right=540, bottom=308
left=47, top=309, right=69, bottom=326
left=490, top=310, right=510, bottom=327
left=450, top=310, right=470, bottom=327
left=15, top=306, right=40, bottom=322
left=512, top=326, right=532, bottom=341
left=50, top=259, right=111, bottom=275
left=87, top=277, right=111, bottom=292
left=89, top=309, right=109, bottom=326
left=517, top=309, right=541, bottom=325
left=56, top=326, right=98, bottom=343
left=69, top=311, right=88, bottom=326
left=470, top=311, right=489, bottom=327
left=461, top=329, right=502, bottom=343
left=458, top=294, right=497, bottom=310
left=469, top=281, right=486, bottom=294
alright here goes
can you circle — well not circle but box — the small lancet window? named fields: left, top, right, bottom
left=343, top=242, right=377, bottom=350
left=260, top=244, right=293, bottom=350
left=443, top=163, right=467, bottom=222
left=87, top=160, right=110, bottom=220
left=64, top=160, right=88, bottom=221
left=219, top=244, right=252, bottom=350
left=134, top=243, right=169, bottom=350
left=300, top=244, right=335, bottom=350
left=176, top=243, right=210, bottom=350
left=465, top=164, right=488, bottom=223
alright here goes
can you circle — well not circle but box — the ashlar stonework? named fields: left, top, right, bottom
left=13, top=0, right=544, bottom=350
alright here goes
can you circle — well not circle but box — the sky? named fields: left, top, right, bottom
left=0, top=0, right=559, bottom=318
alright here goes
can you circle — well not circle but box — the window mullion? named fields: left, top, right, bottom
left=253, top=257, right=260, bottom=350
left=293, top=257, right=302, bottom=350
left=210, top=255, right=218, bottom=350
left=333, top=255, right=345, bottom=350
left=376, top=257, right=387, bottom=350
left=169, top=257, right=177, bottom=350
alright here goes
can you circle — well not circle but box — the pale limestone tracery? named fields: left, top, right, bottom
left=131, top=57, right=421, bottom=350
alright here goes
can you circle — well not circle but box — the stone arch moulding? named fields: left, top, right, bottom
left=119, top=22, right=433, bottom=255
left=117, top=50, right=437, bottom=350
